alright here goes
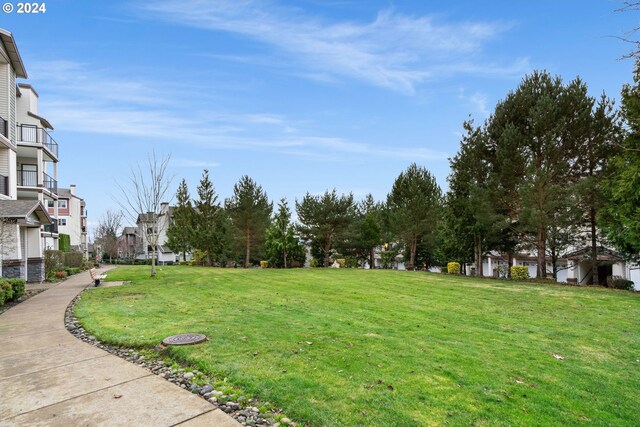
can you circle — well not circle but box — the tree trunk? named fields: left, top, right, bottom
left=536, top=227, right=546, bottom=279
left=323, top=238, right=332, bottom=267
left=590, top=207, right=599, bottom=285
left=507, top=252, right=513, bottom=279
left=369, top=247, right=375, bottom=269
left=551, top=246, right=558, bottom=280
left=409, top=234, right=417, bottom=269
left=151, top=245, right=157, bottom=277
left=244, top=231, right=251, bottom=268
left=283, top=247, right=288, bottom=269
left=474, top=233, right=483, bottom=276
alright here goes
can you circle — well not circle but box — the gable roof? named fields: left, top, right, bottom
left=0, top=200, right=52, bottom=225
left=0, top=29, right=27, bottom=78
left=563, top=246, right=624, bottom=262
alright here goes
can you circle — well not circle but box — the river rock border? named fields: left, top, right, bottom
left=65, top=292, right=294, bottom=427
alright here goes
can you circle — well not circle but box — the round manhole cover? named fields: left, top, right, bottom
left=162, top=333, right=207, bottom=346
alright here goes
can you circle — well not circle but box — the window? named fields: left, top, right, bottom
left=47, top=200, right=54, bottom=208
left=58, top=218, right=67, bottom=226
left=58, top=200, right=68, bottom=209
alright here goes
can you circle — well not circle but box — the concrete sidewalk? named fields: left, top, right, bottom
left=0, top=269, right=239, bottom=426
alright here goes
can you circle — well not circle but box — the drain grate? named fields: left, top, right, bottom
left=162, top=333, right=207, bottom=346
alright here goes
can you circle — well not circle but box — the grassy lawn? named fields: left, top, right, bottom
left=75, top=266, right=640, bottom=426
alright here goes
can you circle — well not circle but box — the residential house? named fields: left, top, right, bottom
left=134, top=202, right=178, bottom=264
left=0, top=28, right=56, bottom=282
left=48, top=185, right=88, bottom=258
left=465, top=246, right=639, bottom=291
left=117, top=226, right=141, bottom=260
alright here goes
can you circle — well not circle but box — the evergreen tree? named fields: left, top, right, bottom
left=600, top=60, right=640, bottom=262
left=225, top=176, right=272, bottom=268
left=265, top=198, right=305, bottom=268
left=357, top=194, right=383, bottom=269
left=334, top=194, right=383, bottom=268
left=486, top=71, right=606, bottom=278
left=447, top=121, right=502, bottom=275
left=192, top=170, right=229, bottom=266
left=296, top=190, right=355, bottom=267
left=166, top=179, right=194, bottom=261
left=387, top=163, right=442, bottom=269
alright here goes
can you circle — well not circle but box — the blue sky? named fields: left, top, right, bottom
left=2, top=0, right=637, bottom=233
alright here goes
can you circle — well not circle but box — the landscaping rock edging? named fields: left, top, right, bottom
left=64, top=292, right=294, bottom=427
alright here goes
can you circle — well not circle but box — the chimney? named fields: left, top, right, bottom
left=70, top=184, right=76, bottom=196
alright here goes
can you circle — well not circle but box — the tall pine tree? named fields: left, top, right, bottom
left=296, top=190, right=355, bottom=267
left=387, top=163, right=442, bottom=269
left=265, top=198, right=305, bottom=268
left=193, top=170, right=229, bottom=266
left=225, top=176, right=272, bottom=268
left=166, top=179, right=194, bottom=261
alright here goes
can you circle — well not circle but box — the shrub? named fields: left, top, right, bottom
left=310, top=258, right=319, bottom=268
left=510, top=266, right=530, bottom=280
left=495, top=265, right=509, bottom=279
left=335, top=258, right=346, bottom=268
left=179, top=261, right=188, bottom=266
left=63, top=251, right=84, bottom=268
left=0, top=281, right=14, bottom=306
left=260, top=260, right=269, bottom=269
left=447, top=262, right=461, bottom=275
left=44, top=250, right=64, bottom=279
left=380, top=251, right=397, bottom=269
left=607, top=275, right=635, bottom=290
left=344, top=256, right=359, bottom=269
left=64, top=267, right=81, bottom=276
left=59, top=233, right=71, bottom=252
left=55, top=271, right=67, bottom=280
left=440, top=266, right=448, bottom=274
left=6, top=278, right=25, bottom=300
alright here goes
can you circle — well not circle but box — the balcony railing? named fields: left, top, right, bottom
left=0, top=174, right=8, bottom=196
left=17, top=170, right=57, bottom=194
left=43, top=223, right=58, bottom=234
left=43, top=172, right=57, bottom=194
left=0, top=116, right=7, bottom=139
left=17, top=124, right=59, bottom=158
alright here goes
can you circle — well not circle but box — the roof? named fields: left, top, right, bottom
left=137, top=212, right=158, bottom=223
left=122, top=226, right=138, bottom=235
left=157, top=245, right=174, bottom=254
left=57, top=188, right=84, bottom=200
left=563, top=246, right=624, bottom=262
left=18, top=83, right=38, bottom=97
left=27, top=111, right=53, bottom=130
left=0, top=200, right=52, bottom=225
left=0, top=29, right=27, bottom=78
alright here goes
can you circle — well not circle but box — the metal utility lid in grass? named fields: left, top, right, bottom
left=162, top=333, right=207, bottom=346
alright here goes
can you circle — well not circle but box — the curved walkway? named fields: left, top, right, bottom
left=0, top=268, right=239, bottom=426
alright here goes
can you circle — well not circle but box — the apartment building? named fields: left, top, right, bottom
left=135, top=202, right=178, bottom=264
left=48, top=185, right=88, bottom=258
left=0, top=28, right=58, bottom=282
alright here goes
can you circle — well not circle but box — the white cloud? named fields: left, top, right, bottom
left=141, top=0, right=525, bottom=94
left=32, top=60, right=448, bottom=162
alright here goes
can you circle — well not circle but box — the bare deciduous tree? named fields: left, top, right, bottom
left=94, top=210, right=123, bottom=261
left=116, top=152, right=173, bottom=277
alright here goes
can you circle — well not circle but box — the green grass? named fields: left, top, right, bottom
left=75, top=266, right=640, bottom=426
